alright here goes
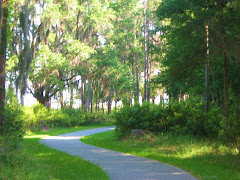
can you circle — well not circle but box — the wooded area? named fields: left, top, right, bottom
left=0, top=1, right=240, bottom=179
left=0, top=0, right=240, bottom=143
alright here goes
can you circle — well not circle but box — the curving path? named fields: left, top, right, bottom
left=40, top=127, right=196, bottom=180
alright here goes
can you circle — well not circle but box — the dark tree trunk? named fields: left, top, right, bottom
left=216, top=88, right=220, bottom=108
left=95, top=91, right=98, bottom=112
left=223, top=52, right=229, bottom=117
left=44, top=98, right=51, bottom=109
left=115, top=88, right=118, bottom=112
left=205, top=25, right=210, bottom=113
left=108, top=90, right=111, bottom=114
left=88, top=84, right=93, bottom=113
left=0, top=0, right=8, bottom=130
left=60, top=90, right=64, bottom=108
left=0, top=0, right=2, bottom=45
left=136, top=64, right=139, bottom=104
left=205, top=62, right=210, bottom=113
left=98, top=88, right=101, bottom=112
left=102, top=99, right=104, bottom=113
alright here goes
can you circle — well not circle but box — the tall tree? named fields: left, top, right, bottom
left=0, top=0, right=8, bottom=130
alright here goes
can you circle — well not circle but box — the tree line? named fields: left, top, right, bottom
left=0, top=0, right=240, bottom=129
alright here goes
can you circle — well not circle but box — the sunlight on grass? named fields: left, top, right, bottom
left=1, top=124, right=112, bottom=180
left=81, top=130, right=240, bottom=180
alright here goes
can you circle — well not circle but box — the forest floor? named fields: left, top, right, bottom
left=40, top=127, right=196, bottom=180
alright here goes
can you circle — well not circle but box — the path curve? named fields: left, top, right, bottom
left=40, top=127, right=196, bottom=180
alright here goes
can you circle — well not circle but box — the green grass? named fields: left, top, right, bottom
left=81, top=130, right=240, bottom=180
left=1, top=123, right=113, bottom=180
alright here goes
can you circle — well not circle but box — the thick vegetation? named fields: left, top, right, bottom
left=115, top=100, right=240, bottom=146
left=0, top=0, right=239, bottom=178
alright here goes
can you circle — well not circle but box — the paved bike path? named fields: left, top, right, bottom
left=39, top=127, right=196, bottom=180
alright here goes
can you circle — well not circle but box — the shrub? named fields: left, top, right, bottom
left=219, top=104, right=240, bottom=146
left=3, top=96, right=24, bottom=140
left=115, top=100, right=224, bottom=140
left=21, top=104, right=113, bottom=131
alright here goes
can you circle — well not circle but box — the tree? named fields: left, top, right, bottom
left=156, top=0, right=240, bottom=116
left=0, top=0, right=8, bottom=130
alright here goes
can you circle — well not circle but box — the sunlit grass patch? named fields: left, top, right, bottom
left=81, top=130, right=240, bottom=180
left=1, top=124, right=112, bottom=180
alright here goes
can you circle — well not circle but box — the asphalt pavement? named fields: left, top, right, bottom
left=39, top=126, right=196, bottom=180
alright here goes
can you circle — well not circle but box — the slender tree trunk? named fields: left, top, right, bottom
left=134, top=18, right=139, bottom=104
left=143, top=0, right=147, bottom=102
left=70, top=73, right=74, bottom=108
left=90, top=90, right=93, bottom=113
left=115, top=88, right=118, bottom=112
left=102, top=99, right=104, bottom=113
left=147, top=15, right=150, bottom=102
left=205, top=24, right=210, bottom=112
left=216, top=88, right=220, bottom=108
left=108, top=90, right=111, bottom=114
left=223, top=52, right=229, bottom=117
left=0, top=0, right=2, bottom=45
left=98, top=88, right=101, bottom=112
left=70, top=86, right=74, bottom=108
left=95, top=92, right=98, bottom=112
left=136, top=64, right=139, bottom=104
left=60, top=91, right=64, bottom=108
left=88, top=84, right=93, bottom=113
left=81, top=77, right=86, bottom=111
left=0, top=0, right=8, bottom=130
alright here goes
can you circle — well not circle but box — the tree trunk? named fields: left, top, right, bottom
left=205, top=62, right=210, bottom=112
left=0, top=0, right=8, bottom=130
left=102, top=99, right=104, bottom=113
left=88, top=84, right=93, bottom=113
left=205, top=24, right=210, bottom=113
left=95, top=92, right=98, bottom=112
left=216, top=88, right=220, bottom=108
left=0, top=0, right=2, bottom=45
left=143, top=0, right=147, bottom=102
left=44, top=98, right=51, bottom=109
left=115, top=88, right=118, bottom=112
left=223, top=52, right=229, bottom=117
left=147, top=16, right=150, bottom=102
left=108, top=90, right=111, bottom=114
left=60, top=91, right=64, bottom=108
left=98, top=88, right=101, bottom=112
left=81, top=77, right=86, bottom=111
left=70, top=86, right=73, bottom=108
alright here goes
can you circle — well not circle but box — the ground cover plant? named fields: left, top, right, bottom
left=1, top=124, right=112, bottom=180
left=81, top=130, right=240, bottom=180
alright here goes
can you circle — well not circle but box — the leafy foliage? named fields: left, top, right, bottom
left=21, top=103, right=113, bottom=131
left=115, top=101, right=239, bottom=146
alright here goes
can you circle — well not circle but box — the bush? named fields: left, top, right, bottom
left=219, top=104, right=240, bottom=146
left=21, top=103, right=113, bottom=131
left=115, top=100, right=223, bottom=140
left=3, top=96, right=24, bottom=140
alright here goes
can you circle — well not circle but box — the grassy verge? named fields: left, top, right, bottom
left=81, top=130, right=240, bottom=180
left=1, top=123, right=113, bottom=180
